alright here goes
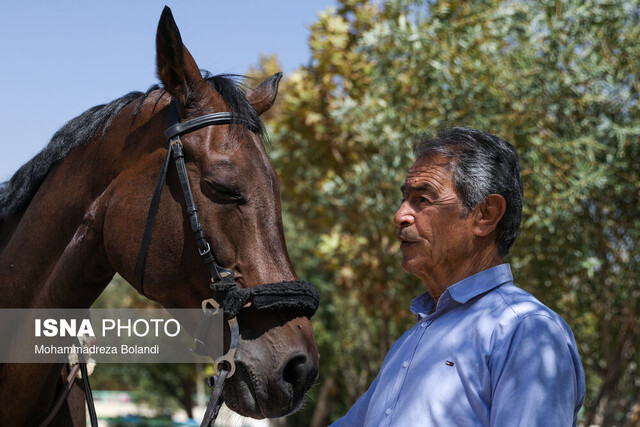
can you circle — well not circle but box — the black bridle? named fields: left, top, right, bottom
left=134, top=99, right=320, bottom=426
left=134, top=99, right=252, bottom=291
left=38, top=98, right=318, bottom=427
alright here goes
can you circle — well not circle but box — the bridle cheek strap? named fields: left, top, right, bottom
left=134, top=100, right=237, bottom=295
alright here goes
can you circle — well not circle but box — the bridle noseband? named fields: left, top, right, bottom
left=133, top=98, right=320, bottom=426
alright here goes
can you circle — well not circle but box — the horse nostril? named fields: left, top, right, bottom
left=283, top=355, right=306, bottom=387
left=282, top=353, right=317, bottom=393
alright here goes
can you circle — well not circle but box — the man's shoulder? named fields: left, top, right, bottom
left=492, top=282, right=553, bottom=317
left=479, top=282, right=575, bottom=344
left=492, top=282, right=562, bottom=321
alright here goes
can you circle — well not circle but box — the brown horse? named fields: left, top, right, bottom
left=0, top=7, right=318, bottom=426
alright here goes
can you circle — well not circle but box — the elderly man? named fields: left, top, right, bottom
left=331, top=127, right=585, bottom=426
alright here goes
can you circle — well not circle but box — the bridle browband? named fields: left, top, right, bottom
left=133, top=98, right=320, bottom=427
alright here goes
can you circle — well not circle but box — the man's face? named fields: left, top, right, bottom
left=394, top=155, right=476, bottom=281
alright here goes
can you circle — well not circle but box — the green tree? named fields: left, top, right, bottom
left=269, top=0, right=640, bottom=425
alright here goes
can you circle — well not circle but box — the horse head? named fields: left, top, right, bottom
left=101, top=7, right=319, bottom=418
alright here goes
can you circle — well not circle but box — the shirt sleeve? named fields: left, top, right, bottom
left=329, top=373, right=380, bottom=427
left=489, top=314, right=585, bottom=427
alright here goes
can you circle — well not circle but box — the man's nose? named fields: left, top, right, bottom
left=394, top=201, right=414, bottom=228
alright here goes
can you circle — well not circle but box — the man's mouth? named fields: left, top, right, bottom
left=400, top=240, right=416, bottom=249
left=398, top=230, right=419, bottom=248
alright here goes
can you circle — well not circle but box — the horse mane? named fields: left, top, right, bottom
left=0, top=74, right=264, bottom=224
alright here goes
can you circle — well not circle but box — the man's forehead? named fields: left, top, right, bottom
left=403, top=156, right=455, bottom=188
left=410, top=154, right=455, bottom=171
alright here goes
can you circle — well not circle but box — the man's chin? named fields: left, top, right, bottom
left=401, top=256, right=423, bottom=275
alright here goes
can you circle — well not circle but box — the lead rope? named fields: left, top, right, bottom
left=35, top=365, right=80, bottom=427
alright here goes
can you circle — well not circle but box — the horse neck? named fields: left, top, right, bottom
left=0, top=93, right=168, bottom=309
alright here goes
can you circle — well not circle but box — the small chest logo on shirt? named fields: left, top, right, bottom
left=445, top=360, right=455, bottom=367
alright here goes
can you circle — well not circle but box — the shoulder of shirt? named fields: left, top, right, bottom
left=489, top=282, right=573, bottom=337
left=494, top=283, right=553, bottom=318
left=482, top=283, right=581, bottom=374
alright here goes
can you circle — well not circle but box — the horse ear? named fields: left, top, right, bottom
left=247, top=72, right=283, bottom=115
left=155, top=6, right=203, bottom=104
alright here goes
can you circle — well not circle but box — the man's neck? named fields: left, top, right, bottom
left=421, top=249, right=503, bottom=310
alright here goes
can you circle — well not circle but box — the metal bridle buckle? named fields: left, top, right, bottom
left=199, top=242, right=211, bottom=256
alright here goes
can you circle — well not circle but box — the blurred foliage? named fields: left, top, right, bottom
left=92, top=274, right=160, bottom=310
left=90, top=363, right=200, bottom=419
left=91, top=276, right=206, bottom=419
left=260, top=0, right=640, bottom=425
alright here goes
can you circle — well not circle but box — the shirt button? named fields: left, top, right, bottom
left=402, top=361, right=409, bottom=368
left=385, top=408, right=392, bottom=415
left=420, top=322, right=427, bottom=328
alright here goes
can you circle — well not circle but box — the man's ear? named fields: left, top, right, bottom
left=473, top=194, right=506, bottom=237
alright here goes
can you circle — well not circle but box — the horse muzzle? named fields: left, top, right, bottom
left=224, top=349, right=319, bottom=419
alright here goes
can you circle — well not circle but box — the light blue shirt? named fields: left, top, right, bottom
left=330, top=264, right=585, bottom=426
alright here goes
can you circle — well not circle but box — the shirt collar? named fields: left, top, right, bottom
left=410, top=263, right=513, bottom=318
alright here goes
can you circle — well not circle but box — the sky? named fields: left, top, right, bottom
left=0, top=1, right=336, bottom=182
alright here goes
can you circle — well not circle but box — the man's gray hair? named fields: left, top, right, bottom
left=412, top=127, right=524, bottom=257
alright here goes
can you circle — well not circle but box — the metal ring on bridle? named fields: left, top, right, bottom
left=195, top=298, right=239, bottom=378
left=201, top=298, right=220, bottom=315
left=213, top=317, right=239, bottom=377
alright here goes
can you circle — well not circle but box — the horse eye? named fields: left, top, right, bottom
left=205, top=181, right=244, bottom=204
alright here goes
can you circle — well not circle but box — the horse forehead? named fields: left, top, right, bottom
left=192, top=132, right=273, bottom=181
left=210, top=129, right=270, bottom=165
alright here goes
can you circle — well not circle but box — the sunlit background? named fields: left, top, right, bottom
left=2, top=1, right=638, bottom=426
